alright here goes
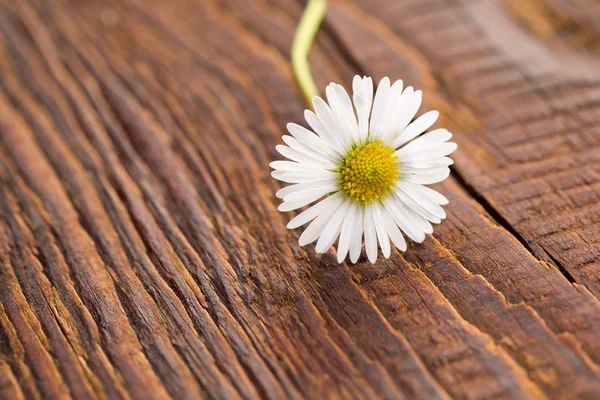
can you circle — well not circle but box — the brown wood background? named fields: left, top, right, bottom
left=1, top=0, right=600, bottom=398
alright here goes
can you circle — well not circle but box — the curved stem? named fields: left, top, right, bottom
left=291, top=0, right=327, bottom=108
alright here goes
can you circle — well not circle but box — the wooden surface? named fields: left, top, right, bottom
left=1, top=0, right=600, bottom=398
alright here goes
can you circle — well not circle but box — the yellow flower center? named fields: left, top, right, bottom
left=338, top=140, right=400, bottom=205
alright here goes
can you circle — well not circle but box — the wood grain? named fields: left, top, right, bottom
left=0, top=0, right=599, bottom=399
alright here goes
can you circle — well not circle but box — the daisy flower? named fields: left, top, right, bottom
left=271, top=76, right=457, bottom=263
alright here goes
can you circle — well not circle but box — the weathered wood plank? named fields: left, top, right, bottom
left=339, top=0, right=600, bottom=299
left=326, top=0, right=600, bottom=363
left=0, top=0, right=599, bottom=398
left=0, top=362, right=26, bottom=400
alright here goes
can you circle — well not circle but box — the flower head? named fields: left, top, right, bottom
left=271, top=76, right=457, bottom=263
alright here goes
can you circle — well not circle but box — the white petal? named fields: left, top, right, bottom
left=401, top=157, right=454, bottom=169
left=278, top=191, right=327, bottom=212
left=276, top=145, right=328, bottom=167
left=279, top=137, right=332, bottom=162
left=377, top=80, right=405, bottom=140
left=383, top=199, right=427, bottom=243
left=313, top=95, right=346, bottom=151
left=379, top=204, right=407, bottom=252
left=271, top=170, right=287, bottom=180
left=281, top=136, right=337, bottom=169
left=394, top=188, right=442, bottom=223
left=315, top=200, right=351, bottom=253
left=287, top=193, right=342, bottom=229
left=369, top=77, right=391, bottom=139
left=270, top=161, right=307, bottom=171
left=337, top=203, right=357, bottom=263
left=401, top=168, right=450, bottom=185
left=396, top=129, right=452, bottom=154
left=327, top=84, right=358, bottom=148
left=274, top=169, right=337, bottom=184
left=349, top=207, right=364, bottom=263
left=393, top=89, right=422, bottom=137
left=312, top=97, right=336, bottom=135
left=399, top=166, right=449, bottom=176
left=378, top=86, right=412, bottom=143
left=397, top=181, right=449, bottom=205
left=352, top=76, right=373, bottom=140
left=305, top=106, right=345, bottom=153
left=304, top=108, right=329, bottom=140
left=364, top=209, right=378, bottom=263
left=283, top=184, right=337, bottom=203
left=372, top=205, right=391, bottom=258
left=392, top=111, right=439, bottom=148
left=298, top=194, right=344, bottom=246
left=321, top=228, right=345, bottom=255
left=276, top=179, right=337, bottom=199
left=395, top=183, right=446, bottom=220
left=394, top=196, right=434, bottom=235
left=398, top=142, right=458, bottom=162
left=286, top=123, right=339, bottom=159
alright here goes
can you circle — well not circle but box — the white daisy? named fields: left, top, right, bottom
left=271, top=76, right=457, bottom=263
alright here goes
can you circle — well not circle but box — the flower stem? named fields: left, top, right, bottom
left=291, top=0, right=327, bottom=108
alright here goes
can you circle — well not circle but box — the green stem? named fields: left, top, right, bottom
left=291, top=0, right=327, bottom=108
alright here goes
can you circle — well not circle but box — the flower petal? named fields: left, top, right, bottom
left=269, top=161, right=307, bottom=171
left=282, top=184, right=338, bottom=203
left=364, top=207, right=378, bottom=263
left=276, top=179, right=337, bottom=199
left=337, top=203, right=357, bottom=263
left=393, top=89, right=422, bottom=137
left=369, top=77, right=391, bottom=139
left=398, top=181, right=449, bottom=205
left=287, top=193, right=342, bottom=229
left=273, top=169, right=337, bottom=184
left=377, top=80, right=405, bottom=140
left=372, top=205, right=391, bottom=258
left=286, top=123, right=340, bottom=159
left=315, top=200, right=351, bottom=253
left=401, top=168, right=450, bottom=185
left=399, top=165, right=450, bottom=175
left=352, top=76, right=373, bottom=141
left=384, top=198, right=428, bottom=243
left=396, top=129, right=452, bottom=154
left=349, top=206, right=364, bottom=263
left=281, top=136, right=337, bottom=168
left=298, top=193, right=344, bottom=246
left=326, top=83, right=358, bottom=148
left=392, top=110, right=439, bottom=148
left=306, top=104, right=345, bottom=153
left=396, top=182, right=447, bottom=220
left=398, top=142, right=458, bottom=162
left=276, top=145, right=328, bottom=167
left=379, top=203, right=407, bottom=252
left=401, top=157, right=454, bottom=169
left=394, top=187, right=442, bottom=223
left=278, top=191, right=327, bottom=212
left=271, top=170, right=287, bottom=180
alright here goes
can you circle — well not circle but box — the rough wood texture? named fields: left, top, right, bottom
left=0, top=0, right=599, bottom=399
